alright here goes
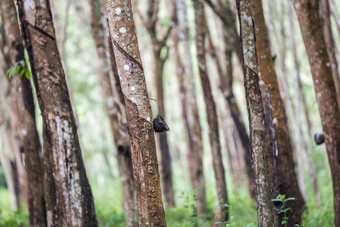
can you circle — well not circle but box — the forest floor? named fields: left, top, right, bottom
left=0, top=146, right=335, bottom=227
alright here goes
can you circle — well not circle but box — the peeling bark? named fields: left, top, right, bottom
left=293, top=0, right=340, bottom=225
left=105, top=0, right=166, bottom=226
left=192, top=0, right=229, bottom=224
left=236, top=0, right=275, bottom=225
left=15, top=0, right=97, bottom=226
left=174, top=0, right=207, bottom=213
left=90, top=0, right=137, bottom=225
left=0, top=0, right=46, bottom=225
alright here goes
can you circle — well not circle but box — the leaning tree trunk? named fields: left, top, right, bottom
left=250, top=0, right=305, bottom=225
left=89, top=0, right=137, bottom=225
left=174, top=0, right=207, bottom=213
left=293, top=0, right=340, bottom=225
left=105, top=0, right=167, bottom=226
left=321, top=0, right=340, bottom=107
left=16, top=0, right=97, bottom=226
left=0, top=0, right=46, bottom=225
left=235, top=0, right=275, bottom=225
left=192, top=0, right=229, bottom=224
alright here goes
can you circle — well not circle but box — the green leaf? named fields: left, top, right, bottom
left=25, top=69, right=31, bottom=80
left=19, top=69, right=25, bottom=78
left=15, top=64, right=20, bottom=72
left=6, top=66, right=16, bottom=79
left=271, top=198, right=282, bottom=202
left=285, top=197, right=296, bottom=201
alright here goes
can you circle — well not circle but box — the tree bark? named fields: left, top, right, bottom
left=90, top=0, right=137, bottom=225
left=0, top=0, right=46, bottom=225
left=236, top=0, right=275, bottom=225
left=174, top=0, right=207, bottom=213
left=105, top=0, right=167, bottom=226
left=16, top=0, right=97, bottom=226
left=321, top=0, right=340, bottom=107
left=192, top=0, right=229, bottom=224
left=286, top=3, right=320, bottom=206
left=293, top=0, right=340, bottom=225
left=250, top=0, right=305, bottom=225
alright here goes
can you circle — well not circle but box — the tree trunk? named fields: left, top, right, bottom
left=236, top=0, right=275, bottom=225
left=105, top=0, right=167, bottom=226
left=293, top=0, right=340, bottom=225
left=174, top=0, right=207, bottom=213
left=153, top=53, right=175, bottom=208
left=251, top=0, right=305, bottom=225
left=205, top=0, right=255, bottom=199
left=321, top=0, right=340, bottom=107
left=286, top=3, right=320, bottom=205
left=16, top=0, right=97, bottom=226
left=90, top=0, right=137, bottom=225
left=0, top=0, right=46, bottom=225
left=192, top=0, right=229, bottom=224
left=0, top=115, right=20, bottom=210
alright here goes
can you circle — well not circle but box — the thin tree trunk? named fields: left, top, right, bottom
left=90, top=1, right=137, bottom=225
left=206, top=30, right=255, bottom=199
left=205, top=0, right=255, bottom=199
left=192, top=0, right=229, bottom=224
left=286, top=3, right=320, bottom=205
left=329, top=0, right=340, bottom=39
left=321, top=0, right=340, bottom=107
left=105, top=0, right=167, bottom=226
left=174, top=0, right=207, bottom=213
left=16, top=0, right=97, bottom=226
left=153, top=53, right=175, bottom=207
left=0, top=112, right=20, bottom=210
left=293, top=0, right=340, bottom=225
left=236, top=0, right=275, bottom=225
left=0, top=0, right=46, bottom=225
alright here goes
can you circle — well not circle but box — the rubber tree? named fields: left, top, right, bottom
left=293, top=0, right=340, bottom=225
left=105, top=0, right=167, bottom=225
left=90, top=0, right=137, bottom=225
left=173, top=0, right=207, bottom=213
left=0, top=0, right=45, bottom=225
left=133, top=0, right=176, bottom=207
left=235, top=0, right=275, bottom=225
left=16, top=0, right=97, bottom=225
left=192, top=0, right=229, bottom=224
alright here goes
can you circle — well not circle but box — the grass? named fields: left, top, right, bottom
left=0, top=144, right=335, bottom=226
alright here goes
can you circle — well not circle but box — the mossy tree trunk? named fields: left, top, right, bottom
left=236, top=0, right=275, bottom=225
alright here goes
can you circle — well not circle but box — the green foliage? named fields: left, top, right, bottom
left=6, top=60, right=31, bottom=80
left=272, top=194, right=295, bottom=227
left=0, top=189, right=28, bottom=227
